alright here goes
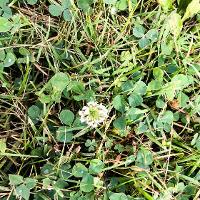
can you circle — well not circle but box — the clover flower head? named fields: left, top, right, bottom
left=79, top=101, right=108, bottom=128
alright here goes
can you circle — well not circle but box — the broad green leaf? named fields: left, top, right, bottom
left=104, top=0, right=117, bottom=4
left=72, top=163, right=88, bottom=177
left=62, top=0, right=71, bottom=9
left=80, top=174, right=94, bottom=193
left=116, top=0, right=128, bottom=10
left=0, top=17, right=12, bottom=32
left=178, top=92, right=189, bottom=107
left=136, top=122, right=148, bottom=134
left=157, top=0, right=173, bottom=11
left=59, top=109, right=74, bottom=126
left=69, top=81, right=85, bottom=94
left=139, top=37, right=150, bottom=48
left=42, top=178, right=51, bottom=189
left=2, top=6, right=12, bottom=18
left=50, top=72, right=69, bottom=91
left=38, top=93, right=51, bottom=104
left=134, top=81, right=147, bottom=95
left=160, top=110, right=174, bottom=124
left=77, top=0, right=93, bottom=11
left=171, top=74, right=194, bottom=89
left=133, top=25, right=145, bottom=38
left=56, top=126, right=73, bottom=142
left=59, top=164, right=71, bottom=179
left=19, top=47, right=30, bottom=56
left=109, top=193, right=128, bottom=200
left=182, top=0, right=200, bottom=22
left=27, top=0, right=38, bottom=5
left=16, top=184, right=30, bottom=200
left=113, top=116, right=126, bottom=130
left=24, top=178, right=37, bottom=189
left=53, top=178, right=68, bottom=190
left=128, top=93, right=143, bottom=107
left=89, top=159, right=104, bottom=174
left=28, top=105, right=41, bottom=120
left=0, top=49, right=5, bottom=61
left=167, top=12, right=183, bottom=37
left=136, top=147, right=153, bottom=167
left=49, top=4, right=63, bottom=17
left=153, top=67, right=164, bottom=82
left=145, top=29, right=159, bottom=42
left=4, top=52, right=16, bottom=67
left=63, top=9, right=72, bottom=21
left=127, top=107, right=146, bottom=121
left=156, top=98, right=166, bottom=108
left=9, top=174, right=23, bottom=185
left=0, top=0, right=8, bottom=7
left=0, top=139, right=6, bottom=153
left=41, top=164, right=54, bottom=175
left=112, top=95, right=126, bottom=113
left=147, top=80, right=162, bottom=91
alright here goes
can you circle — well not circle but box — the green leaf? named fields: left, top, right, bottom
left=145, top=29, right=159, bottom=42
left=171, top=74, right=194, bottom=89
left=56, top=126, right=73, bottom=142
left=134, top=81, right=147, bottom=95
left=112, top=95, right=126, bottom=113
left=109, top=193, right=128, bottom=200
left=136, top=147, right=153, bottom=167
left=72, top=163, right=88, bottom=177
left=77, top=0, right=93, bottom=11
left=59, top=109, right=74, bottom=126
left=69, top=81, right=85, bottom=94
left=182, top=0, right=200, bottom=21
left=0, top=49, right=5, bottom=61
left=63, top=9, right=72, bottom=21
left=89, top=159, right=104, bottom=174
left=139, top=37, right=150, bottom=48
left=27, top=0, right=38, bottom=5
left=0, top=139, right=6, bottom=153
left=0, top=0, right=8, bottom=7
left=9, top=174, right=23, bottom=185
left=113, top=116, right=126, bottom=130
left=62, top=0, right=71, bottom=9
left=153, top=67, right=164, bottom=81
left=160, top=110, right=174, bottom=124
left=0, top=17, right=12, bottom=32
left=153, top=67, right=164, bottom=82
left=116, top=0, right=128, bottom=10
left=50, top=72, right=69, bottom=91
left=104, top=0, right=117, bottom=4
left=24, top=178, right=37, bottom=189
left=2, top=6, right=12, bottom=18
left=4, top=52, right=16, bottom=67
left=28, top=105, right=41, bottom=120
left=147, top=80, right=162, bottom=91
left=128, top=93, right=143, bottom=107
left=178, top=92, right=189, bottom=107
left=127, top=107, right=146, bottom=121
left=16, top=184, right=30, bottom=200
left=167, top=12, right=183, bottom=37
left=19, top=47, right=30, bottom=56
left=49, top=4, right=63, bottom=17
left=156, top=98, right=166, bottom=108
left=80, top=174, right=94, bottom=193
left=133, top=25, right=145, bottom=38
left=42, top=178, right=51, bottom=189
left=158, top=0, right=173, bottom=11
left=41, top=164, right=54, bottom=175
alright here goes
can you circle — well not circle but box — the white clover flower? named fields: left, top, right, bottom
left=79, top=101, right=108, bottom=128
